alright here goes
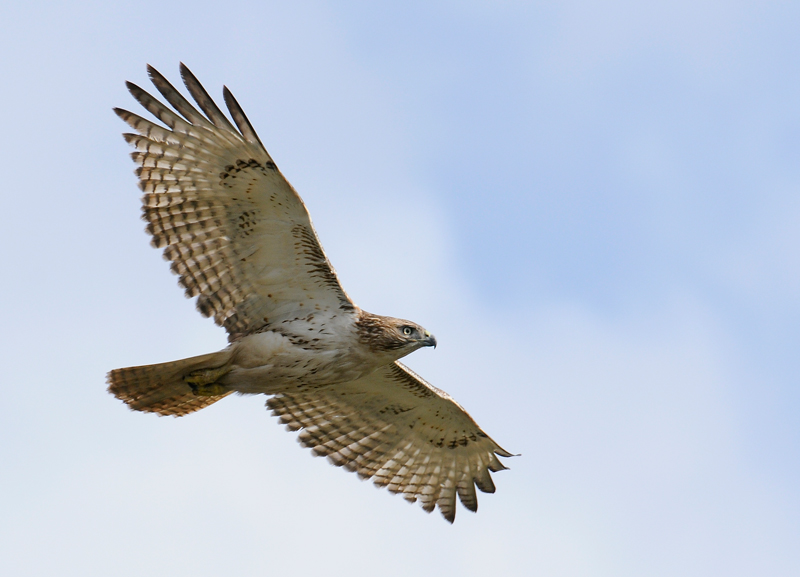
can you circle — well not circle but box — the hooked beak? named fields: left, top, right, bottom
left=422, top=332, right=437, bottom=349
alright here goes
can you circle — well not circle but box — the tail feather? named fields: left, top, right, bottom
left=107, top=350, right=232, bottom=417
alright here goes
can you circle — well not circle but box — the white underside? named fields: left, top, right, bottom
left=218, top=319, right=402, bottom=395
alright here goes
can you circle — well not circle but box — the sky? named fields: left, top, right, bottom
left=0, top=1, right=798, bottom=575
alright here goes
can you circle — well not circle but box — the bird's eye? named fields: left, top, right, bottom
left=402, top=327, right=413, bottom=336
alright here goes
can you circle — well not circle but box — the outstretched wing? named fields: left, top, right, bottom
left=267, top=362, right=512, bottom=523
left=115, top=64, right=354, bottom=338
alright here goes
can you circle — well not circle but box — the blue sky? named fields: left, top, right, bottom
left=1, top=1, right=798, bottom=575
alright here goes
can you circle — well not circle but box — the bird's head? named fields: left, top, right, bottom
left=356, top=312, right=436, bottom=360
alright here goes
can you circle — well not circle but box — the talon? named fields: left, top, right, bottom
left=188, top=382, right=229, bottom=396
left=184, top=365, right=231, bottom=396
left=185, top=366, right=230, bottom=384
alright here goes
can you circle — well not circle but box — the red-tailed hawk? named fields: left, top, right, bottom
left=108, top=64, right=512, bottom=523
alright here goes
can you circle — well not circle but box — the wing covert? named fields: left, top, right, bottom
left=267, top=362, right=512, bottom=523
left=115, top=64, right=354, bottom=338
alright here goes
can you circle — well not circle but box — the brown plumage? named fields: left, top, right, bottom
left=108, top=63, right=512, bottom=523
left=108, top=350, right=232, bottom=416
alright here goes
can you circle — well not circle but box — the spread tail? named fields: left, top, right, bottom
left=107, top=349, right=233, bottom=417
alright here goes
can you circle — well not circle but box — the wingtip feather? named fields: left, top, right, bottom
left=222, top=85, right=264, bottom=148
left=179, top=63, right=238, bottom=133
left=146, top=63, right=160, bottom=81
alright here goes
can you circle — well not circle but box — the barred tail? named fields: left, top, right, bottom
left=107, top=349, right=233, bottom=417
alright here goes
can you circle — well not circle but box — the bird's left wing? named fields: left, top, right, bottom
left=267, top=362, right=512, bottom=522
left=115, top=64, right=354, bottom=339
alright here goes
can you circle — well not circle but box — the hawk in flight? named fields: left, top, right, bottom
left=108, top=64, right=511, bottom=522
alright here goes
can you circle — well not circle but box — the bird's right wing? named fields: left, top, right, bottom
left=115, top=64, right=355, bottom=339
left=267, top=362, right=512, bottom=523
